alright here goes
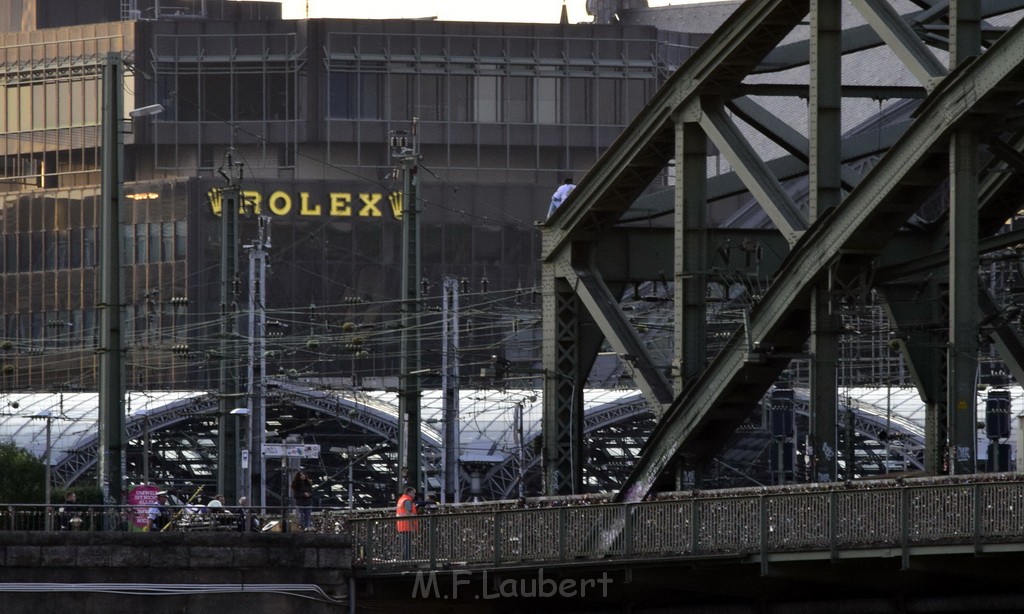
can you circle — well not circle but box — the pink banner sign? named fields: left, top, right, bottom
left=128, top=485, right=161, bottom=531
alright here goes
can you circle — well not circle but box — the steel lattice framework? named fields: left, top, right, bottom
left=542, top=0, right=1024, bottom=500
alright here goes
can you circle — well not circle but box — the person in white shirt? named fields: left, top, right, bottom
left=547, top=177, right=576, bottom=218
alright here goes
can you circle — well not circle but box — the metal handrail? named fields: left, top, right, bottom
left=0, top=503, right=339, bottom=533
left=349, top=475, right=1024, bottom=572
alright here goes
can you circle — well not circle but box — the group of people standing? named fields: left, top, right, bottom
left=143, top=470, right=315, bottom=533
left=145, top=491, right=258, bottom=532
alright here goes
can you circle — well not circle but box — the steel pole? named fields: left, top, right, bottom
left=395, top=121, right=422, bottom=494
left=44, top=416, right=51, bottom=530
left=98, top=52, right=125, bottom=511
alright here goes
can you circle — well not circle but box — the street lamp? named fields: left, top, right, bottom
left=129, top=103, right=164, bottom=118
left=230, top=407, right=252, bottom=502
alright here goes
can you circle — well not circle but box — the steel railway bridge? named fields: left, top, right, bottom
left=350, top=4, right=1024, bottom=608
left=538, top=0, right=1024, bottom=501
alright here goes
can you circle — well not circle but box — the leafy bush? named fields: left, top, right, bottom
left=0, top=442, right=45, bottom=503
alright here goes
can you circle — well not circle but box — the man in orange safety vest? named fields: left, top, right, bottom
left=396, top=486, right=418, bottom=559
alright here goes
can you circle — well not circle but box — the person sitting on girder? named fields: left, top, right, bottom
left=547, top=177, right=576, bottom=219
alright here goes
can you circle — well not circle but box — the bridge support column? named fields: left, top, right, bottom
left=542, top=271, right=584, bottom=495
left=674, top=108, right=708, bottom=394
left=947, top=0, right=981, bottom=474
left=808, top=0, right=842, bottom=483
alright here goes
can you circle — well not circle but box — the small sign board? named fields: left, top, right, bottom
left=262, top=443, right=320, bottom=459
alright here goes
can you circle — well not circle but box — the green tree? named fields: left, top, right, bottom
left=0, top=442, right=45, bottom=503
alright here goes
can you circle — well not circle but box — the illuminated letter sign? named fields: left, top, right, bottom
left=358, top=193, right=382, bottom=217
left=268, top=191, right=292, bottom=215
left=330, top=193, right=352, bottom=217
left=298, top=192, right=321, bottom=216
left=388, top=192, right=403, bottom=220
left=207, top=188, right=223, bottom=216
left=208, top=186, right=402, bottom=221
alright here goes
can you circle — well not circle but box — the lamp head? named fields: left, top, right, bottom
left=129, top=103, right=165, bottom=118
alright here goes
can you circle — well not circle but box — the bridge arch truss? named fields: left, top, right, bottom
left=541, top=0, right=1024, bottom=499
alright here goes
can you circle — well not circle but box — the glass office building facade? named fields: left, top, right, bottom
left=1, top=10, right=700, bottom=390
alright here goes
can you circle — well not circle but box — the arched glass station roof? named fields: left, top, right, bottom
left=1, top=383, right=1018, bottom=506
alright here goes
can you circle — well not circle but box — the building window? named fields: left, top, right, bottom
left=329, top=72, right=381, bottom=119
left=5, top=235, right=16, bottom=273
left=201, top=73, right=231, bottom=122
left=474, top=74, right=500, bottom=123
left=156, top=70, right=294, bottom=123
left=174, top=221, right=187, bottom=260
left=329, top=72, right=356, bottom=118
left=44, top=231, right=56, bottom=270
left=418, top=74, right=444, bottom=121
left=265, top=73, right=295, bottom=121
left=70, top=229, right=82, bottom=269
left=149, top=223, right=161, bottom=263
left=450, top=75, right=473, bottom=122
left=162, top=222, right=174, bottom=261
left=135, top=224, right=147, bottom=264
left=83, top=227, right=96, bottom=269
left=506, top=77, right=531, bottom=124
left=565, top=78, right=593, bottom=125
left=233, top=73, right=263, bottom=121
left=597, top=79, right=618, bottom=125
left=535, top=76, right=560, bottom=125
left=389, top=73, right=413, bottom=121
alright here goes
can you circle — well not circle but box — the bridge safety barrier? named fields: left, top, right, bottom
left=348, top=475, right=1024, bottom=572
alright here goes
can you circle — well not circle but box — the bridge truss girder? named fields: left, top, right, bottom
left=541, top=0, right=1024, bottom=500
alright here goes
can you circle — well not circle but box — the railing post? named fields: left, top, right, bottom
left=691, top=497, right=700, bottom=555
left=623, top=503, right=634, bottom=559
left=493, top=510, right=502, bottom=566
left=829, top=490, right=838, bottom=561
left=366, top=521, right=374, bottom=571
left=759, top=494, right=768, bottom=576
left=429, top=514, right=437, bottom=569
left=973, top=482, right=982, bottom=555
left=558, top=507, right=567, bottom=563
left=900, top=486, right=910, bottom=570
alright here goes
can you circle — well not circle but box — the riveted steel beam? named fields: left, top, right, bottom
left=850, top=0, right=947, bottom=89
left=563, top=264, right=674, bottom=411
left=728, top=97, right=863, bottom=194
left=700, top=101, right=808, bottom=245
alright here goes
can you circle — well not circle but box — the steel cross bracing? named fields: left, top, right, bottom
left=541, top=0, right=1024, bottom=501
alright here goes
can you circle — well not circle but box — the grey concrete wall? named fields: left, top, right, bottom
left=0, top=531, right=351, bottom=613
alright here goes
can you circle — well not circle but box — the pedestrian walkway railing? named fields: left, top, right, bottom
left=0, top=504, right=320, bottom=532
left=348, top=474, right=1024, bottom=573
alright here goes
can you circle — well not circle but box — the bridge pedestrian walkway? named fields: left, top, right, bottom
left=348, top=475, right=1024, bottom=576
